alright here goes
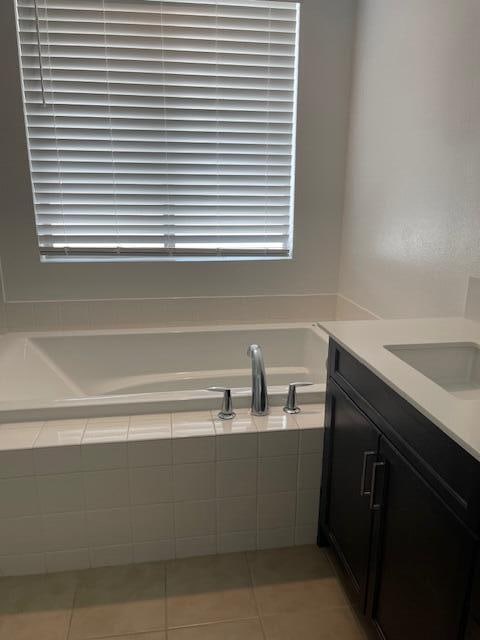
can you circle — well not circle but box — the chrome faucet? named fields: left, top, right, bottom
left=247, top=344, right=269, bottom=416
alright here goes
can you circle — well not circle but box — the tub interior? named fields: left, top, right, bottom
left=0, top=324, right=327, bottom=421
left=30, top=327, right=326, bottom=397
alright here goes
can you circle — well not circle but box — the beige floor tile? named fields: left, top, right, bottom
left=69, top=562, right=165, bottom=639
left=166, top=553, right=257, bottom=628
left=262, top=609, right=366, bottom=640
left=0, top=571, right=77, bottom=640
left=99, top=634, right=166, bottom=640
left=168, top=619, right=264, bottom=640
left=247, top=545, right=347, bottom=615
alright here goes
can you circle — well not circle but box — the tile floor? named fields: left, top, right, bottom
left=0, top=545, right=366, bottom=640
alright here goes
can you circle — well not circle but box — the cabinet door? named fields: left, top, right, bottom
left=321, top=380, right=379, bottom=608
left=370, top=437, right=475, bottom=640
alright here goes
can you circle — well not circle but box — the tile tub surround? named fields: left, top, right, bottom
left=1, top=295, right=337, bottom=332
left=0, top=294, right=378, bottom=333
left=0, top=405, right=324, bottom=576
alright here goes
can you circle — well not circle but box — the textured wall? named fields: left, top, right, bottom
left=339, top=0, right=480, bottom=318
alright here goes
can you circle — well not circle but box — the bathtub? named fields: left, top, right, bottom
left=0, top=323, right=329, bottom=422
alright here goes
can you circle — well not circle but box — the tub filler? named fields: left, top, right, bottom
left=0, top=323, right=328, bottom=422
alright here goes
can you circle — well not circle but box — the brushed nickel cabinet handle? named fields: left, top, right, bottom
left=360, top=451, right=376, bottom=497
left=370, top=461, right=386, bottom=511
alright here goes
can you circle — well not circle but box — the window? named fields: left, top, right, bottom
left=16, top=0, right=300, bottom=260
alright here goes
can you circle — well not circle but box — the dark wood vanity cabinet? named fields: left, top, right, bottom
left=319, top=339, right=480, bottom=640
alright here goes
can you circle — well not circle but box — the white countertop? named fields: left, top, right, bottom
left=320, top=317, right=480, bottom=462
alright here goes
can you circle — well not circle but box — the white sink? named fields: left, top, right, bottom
left=385, top=342, right=480, bottom=400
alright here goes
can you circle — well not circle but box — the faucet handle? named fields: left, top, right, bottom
left=206, top=387, right=236, bottom=421
left=283, top=382, right=314, bottom=414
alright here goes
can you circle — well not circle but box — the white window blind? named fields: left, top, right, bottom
left=16, top=0, right=300, bottom=260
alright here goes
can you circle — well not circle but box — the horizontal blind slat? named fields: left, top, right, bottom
left=17, top=0, right=299, bottom=259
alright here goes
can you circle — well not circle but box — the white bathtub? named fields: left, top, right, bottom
left=0, top=323, right=329, bottom=422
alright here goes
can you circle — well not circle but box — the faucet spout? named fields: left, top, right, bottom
left=247, top=344, right=269, bottom=416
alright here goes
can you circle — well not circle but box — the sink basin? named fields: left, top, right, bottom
left=385, top=342, right=480, bottom=400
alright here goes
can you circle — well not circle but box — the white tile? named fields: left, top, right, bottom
left=35, top=419, right=87, bottom=447
left=295, top=525, right=318, bottom=546
left=294, top=404, right=325, bottom=429
left=129, top=466, right=173, bottom=505
left=174, top=500, right=216, bottom=538
left=37, top=473, right=85, bottom=514
left=298, top=453, right=323, bottom=490
left=90, top=544, right=133, bottom=568
left=0, top=516, right=44, bottom=554
left=33, top=302, right=61, bottom=330
left=175, top=535, right=216, bottom=559
left=45, top=549, right=90, bottom=573
left=173, top=435, right=215, bottom=464
left=83, top=416, right=129, bottom=443
left=216, top=459, right=257, bottom=497
left=34, top=445, right=82, bottom=475
left=258, top=456, right=298, bottom=494
left=59, top=301, right=91, bottom=330
left=172, top=411, right=215, bottom=438
left=212, top=410, right=256, bottom=437
left=296, top=489, right=320, bottom=526
left=218, top=531, right=256, bottom=554
left=258, top=493, right=296, bottom=530
left=215, top=432, right=258, bottom=461
left=84, top=469, right=130, bottom=509
left=131, top=503, right=175, bottom=542
left=253, top=407, right=298, bottom=432
left=0, top=449, right=35, bottom=479
left=0, top=477, right=38, bottom=517
left=133, top=540, right=175, bottom=563
left=5, top=303, right=35, bottom=332
left=128, top=439, right=173, bottom=468
left=173, top=463, right=215, bottom=501
left=217, top=495, right=257, bottom=533
left=86, top=507, right=132, bottom=547
left=0, top=553, right=46, bottom=576
left=258, top=528, right=294, bottom=550
left=0, top=422, right=43, bottom=451
left=128, top=413, right=172, bottom=441
left=258, top=430, right=299, bottom=457
left=81, top=442, right=128, bottom=471
left=299, top=428, right=324, bottom=454
left=42, top=511, right=87, bottom=551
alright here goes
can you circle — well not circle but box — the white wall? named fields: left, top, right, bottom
left=339, top=0, right=480, bottom=319
left=0, top=0, right=356, bottom=305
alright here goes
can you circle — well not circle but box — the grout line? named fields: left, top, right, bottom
left=0, top=257, right=7, bottom=305
left=167, top=616, right=262, bottom=633
left=124, top=416, right=135, bottom=564
left=255, top=432, right=261, bottom=551
left=213, top=439, right=219, bottom=556
left=164, top=554, right=169, bottom=637
left=293, top=433, right=300, bottom=546
left=245, top=551, right=268, bottom=640
left=6, top=293, right=337, bottom=304
left=65, top=570, right=80, bottom=640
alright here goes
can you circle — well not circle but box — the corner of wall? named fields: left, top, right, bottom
left=465, top=276, right=480, bottom=322
left=0, top=257, right=6, bottom=333
left=335, top=294, right=380, bottom=320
